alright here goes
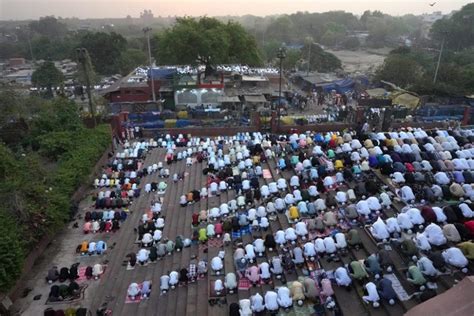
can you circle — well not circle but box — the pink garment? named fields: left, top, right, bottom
left=246, top=266, right=260, bottom=283
left=320, top=278, right=334, bottom=297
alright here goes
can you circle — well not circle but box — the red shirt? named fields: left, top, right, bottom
left=465, top=220, right=474, bottom=236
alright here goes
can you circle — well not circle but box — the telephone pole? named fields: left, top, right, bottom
left=143, top=27, right=156, bottom=102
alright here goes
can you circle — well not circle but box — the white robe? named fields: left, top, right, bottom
left=323, top=237, right=337, bottom=254
left=251, top=293, right=265, bottom=312
left=295, top=222, right=308, bottom=236
left=335, top=233, right=347, bottom=249
left=371, top=217, right=390, bottom=241
left=277, top=287, right=292, bottom=308
left=424, top=223, right=446, bottom=246
left=335, top=267, right=352, bottom=286
left=315, top=238, right=326, bottom=253
left=442, top=247, right=468, bottom=268
left=363, top=282, right=380, bottom=303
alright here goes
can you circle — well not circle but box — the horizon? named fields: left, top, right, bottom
left=0, top=0, right=472, bottom=21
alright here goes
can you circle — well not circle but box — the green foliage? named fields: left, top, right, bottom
left=118, top=48, right=148, bottom=75
left=281, top=49, right=302, bottom=70
left=341, top=37, right=360, bottom=50
left=154, top=17, right=262, bottom=66
left=377, top=47, right=474, bottom=95
left=31, top=61, right=65, bottom=97
left=29, top=16, right=68, bottom=39
left=0, top=93, right=111, bottom=292
left=78, top=31, right=128, bottom=75
left=431, top=3, right=474, bottom=50
left=376, top=53, right=423, bottom=87
left=0, top=209, right=24, bottom=290
left=302, top=44, right=342, bottom=72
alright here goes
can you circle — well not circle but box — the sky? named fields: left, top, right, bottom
left=0, top=0, right=472, bottom=20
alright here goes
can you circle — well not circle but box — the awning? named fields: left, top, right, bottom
left=218, top=96, right=240, bottom=103
left=244, top=95, right=267, bottom=103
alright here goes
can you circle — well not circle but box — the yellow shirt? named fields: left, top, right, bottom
left=289, top=206, right=299, bottom=220
left=335, top=160, right=344, bottom=170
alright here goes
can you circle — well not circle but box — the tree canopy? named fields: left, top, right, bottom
left=153, top=17, right=262, bottom=66
left=431, top=3, right=474, bottom=50
left=31, top=61, right=65, bottom=97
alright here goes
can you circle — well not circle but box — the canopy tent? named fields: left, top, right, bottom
left=148, top=68, right=177, bottom=80
left=404, top=276, right=474, bottom=316
left=391, top=92, right=420, bottom=109
left=320, top=78, right=355, bottom=94
left=218, top=96, right=241, bottom=103
left=244, top=95, right=267, bottom=103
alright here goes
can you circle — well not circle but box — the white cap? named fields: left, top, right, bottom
left=389, top=299, right=395, bottom=305
left=373, top=302, right=380, bottom=308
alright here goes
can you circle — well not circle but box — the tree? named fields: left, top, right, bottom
left=341, top=37, right=360, bottom=50
left=376, top=54, right=423, bottom=88
left=118, top=48, right=147, bottom=76
left=31, top=61, right=64, bottom=98
left=431, top=3, right=474, bottom=50
left=282, top=49, right=302, bottom=70
left=29, top=16, right=68, bottom=39
left=302, top=43, right=342, bottom=72
left=78, top=31, right=128, bottom=75
left=154, top=17, right=262, bottom=66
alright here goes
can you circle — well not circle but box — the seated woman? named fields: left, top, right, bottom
left=127, top=282, right=141, bottom=300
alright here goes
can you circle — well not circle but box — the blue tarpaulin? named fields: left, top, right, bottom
left=148, top=68, right=177, bottom=80
left=321, top=78, right=355, bottom=94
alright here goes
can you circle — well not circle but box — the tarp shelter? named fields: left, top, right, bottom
left=244, top=95, right=267, bottom=103
left=391, top=92, right=420, bottom=109
left=404, top=276, right=474, bottom=316
left=148, top=68, right=177, bottom=80
left=366, top=88, right=388, bottom=98
left=218, top=96, right=240, bottom=103
left=320, top=78, right=355, bottom=94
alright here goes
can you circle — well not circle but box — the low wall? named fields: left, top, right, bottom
left=276, top=123, right=355, bottom=133
left=6, top=144, right=113, bottom=303
left=143, top=126, right=259, bottom=137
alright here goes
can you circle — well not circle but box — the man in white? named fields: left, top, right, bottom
left=260, top=261, right=271, bottom=281
left=414, top=233, right=431, bottom=251
left=275, top=230, right=286, bottom=247
left=211, top=256, right=224, bottom=275
left=335, top=267, right=352, bottom=287
left=397, top=212, right=414, bottom=231
left=400, top=186, right=415, bottom=203
left=169, top=270, right=179, bottom=289
left=128, top=282, right=141, bottom=300
left=270, top=256, right=283, bottom=276
left=277, top=286, right=293, bottom=308
left=142, top=233, right=153, bottom=247
left=417, top=256, right=439, bottom=277
left=137, top=248, right=150, bottom=265
left=367, top=197, right=382, bottom=212
left=277, top=178, right=287, bottom=191
left=362, top=282, right=380, bottom=307
left=324, top=236, right=337, bottom=254
left=442, top=247, right=468, bottom=270
left=303, top=242, right=317, bottom=260
left=290, top=175, right=300, bottom=188
left=295, top=222, right=308, bottom=240
left=386, top=217, right=401, bottom=235
left=261, top=185, right=270, bottom=199
left=423, top=223, right=446, bottom=246
left=265, top=290, right=279, bottom=312
left=254, top=238, right=265, bottom=256
left=371, top=217, right=390, bottom=241
left=214, top=279, right=224, bottom=295
left=285, top=227, right=297, bottom=244
left=245, top=243, right=256, bottom=263
left=315, top=238, right=326, bottom=254
left=251, top=293, right=265, bottom=313
left=356, top=199, right=371, bottom=217
left=224, top=272, right=237, bottom=293
left=335, top=233, right=347, bottom=249
left=406, top=208, right=425, bottom=226
left=459, top=203, right=474, bottom=218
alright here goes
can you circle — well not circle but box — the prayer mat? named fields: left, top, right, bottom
left=308, top=272, right=328, bottom=304
left=258, top=278, right=273, bottom=286
left=197, top=274, right=206, bottom=281
left=46, top=284, right=88, bottom=305
left=238, top=278, right=251, bottom=290
left=209, top=280, right=226, bottom=298
left=263, top=169, right=272, bottom=179
left=76, top=266, right=107, bottom=283
left=126, top=264, right=135, bottom=271
left=383, top=273, right=410, bottom=301
left=208, top=238, right=223, bottom=248
left=231, top=231, right=242, bottom=239
left=198, top=243, right=208, bottom=252
left=240, top=225, right=252, bottom=236
left=124, top=283, right=143, bottom=304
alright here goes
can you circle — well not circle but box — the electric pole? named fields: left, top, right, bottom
left=143, top=27, right=156, bottom=102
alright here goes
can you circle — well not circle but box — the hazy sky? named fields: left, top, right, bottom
left=1, top=0, right=471, bottom=20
